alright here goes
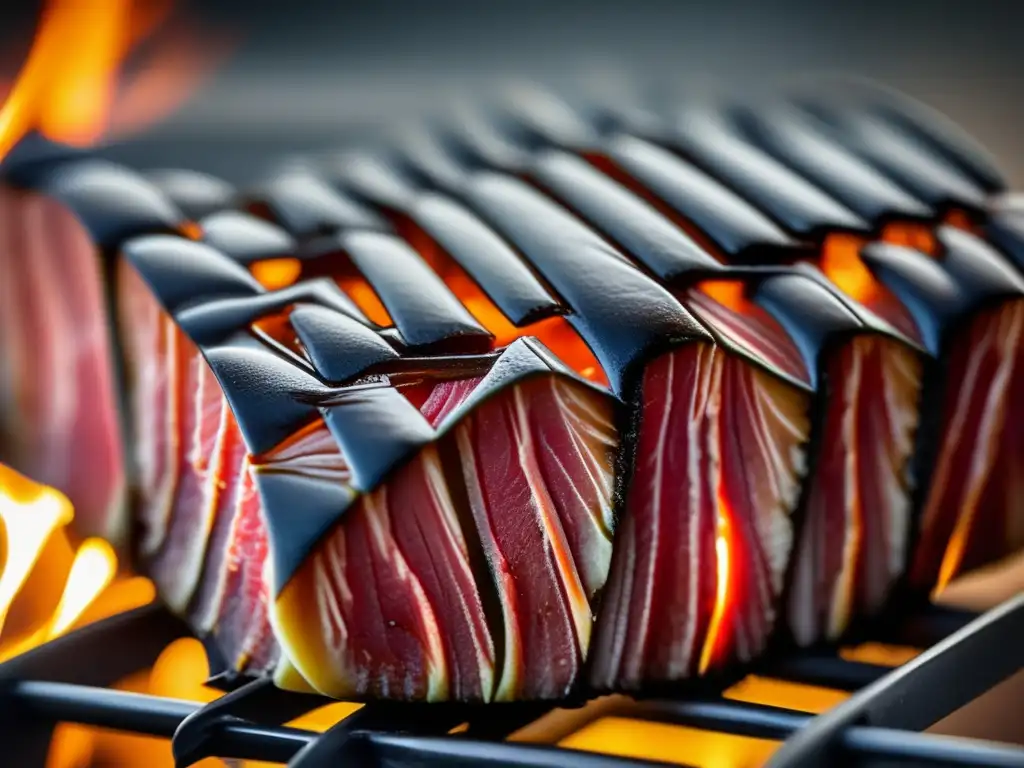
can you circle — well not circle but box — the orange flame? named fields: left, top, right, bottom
left=699, top=488, right=734, bottom=675
left=881, top=222, right=938, bottom=255
left=819, top=234, right=880, bottom=305
left=0, top=0, right=232, bottom=162
left=0, top=465, right=354, bottom=767
left=0, top=463, right=153, bottom=768
left=252, top=258, right=303, bottom=291
left=698, top=280, right=751, bottom=314
left=0, top=463, right=344, bottom=768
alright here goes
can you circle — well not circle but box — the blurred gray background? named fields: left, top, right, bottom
left=3, top=0, right=1022, bottom=185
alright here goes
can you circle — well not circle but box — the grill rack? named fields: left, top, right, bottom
left=0, top=594, right=1020, bottom=767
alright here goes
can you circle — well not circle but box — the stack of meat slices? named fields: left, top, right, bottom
left=0, top=78, right=1022, bottom=703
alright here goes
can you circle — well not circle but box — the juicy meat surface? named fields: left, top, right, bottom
left=275, top=375, right=619, bottom=701
left=591, top=342, right=811, bottom=690
left=454, top=376, right=617, bottom=700
left=276, top=445, right=492, bottom=700
left=0, top=187, right=126, bottom=545
left=120, top=254, right=619, bottom=701
left=119, top=262, right=283, bottom=675
left=788, top=336, right=923, bottom=646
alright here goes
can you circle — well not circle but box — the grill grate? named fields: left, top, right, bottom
left=0, top=595, right=1020, bottom=767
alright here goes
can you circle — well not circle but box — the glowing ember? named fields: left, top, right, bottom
left=562, top=717, right=779, bottom=768
left=819, top=234, right=879, bottom=305
left=698, top=280, right=749, bottom=314
left=881, top=222, right=938, bottom=255
left=251, top=257, right=303, bottom=290
left=725, top=676, right=849, bottom=714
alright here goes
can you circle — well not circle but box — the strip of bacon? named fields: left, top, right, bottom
left=145, top=341, right=230, bottom=612
left=531, top=377, right=617, bottom=598
left=188, top=409, right=251, bottom=634
left=276, top=372, right=617, bottom=702
left=209, top=459, right=278, bottom=674
left=714, top=354, right=809, bottom=667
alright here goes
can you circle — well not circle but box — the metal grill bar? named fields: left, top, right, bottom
left=0, top=606, right=189, bottom=687
left=8, top=681, right=194, bottom=737
left=841, top=730, right=1024, bottom=768
left=628, top=700, right=1024, bottom=766
left=757, top=655, right=890, bottom=691
left=630, top=699, right=808, bottom=740
left=875, top=603, right=980, bottom=648
left=172, top=677, right=329, bottom=766
left=3, top=681, right=311, bottom=762
left=766, top=593, right=1024, bottom=767
left=0, top=598, right=1020, bottom=766
left=6, top=676, right=1023, bottom=767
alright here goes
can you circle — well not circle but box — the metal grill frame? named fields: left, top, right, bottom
left=0, top=594, right=1021, bottom=767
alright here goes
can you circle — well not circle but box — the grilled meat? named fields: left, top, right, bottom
left=1, top=80, right=1021, bottom=702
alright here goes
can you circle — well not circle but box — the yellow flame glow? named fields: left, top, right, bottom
left=561, top=717, right=778, bottom=768
left=0, top=465, right=118, bottom=660
left=933, top=515, right=974, bottom=597
left=47, top=538, right=117, bottom=638
left=0, top=465, right=74, bottom=634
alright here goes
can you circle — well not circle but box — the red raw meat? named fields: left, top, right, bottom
left=591, top=341, right=811, bottom=690
left=275, top=374, right=618, bottom=701
left=910, top=299, right=1024, bottom=592
left=0, top=187, right=126, bottom=544
left=453, top=376, right=616, bottom=700
left=788, top=336, right=923, bottom=645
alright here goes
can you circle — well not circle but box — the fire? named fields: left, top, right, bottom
left=252, top=258, right=303, bottom=291
left=0, top=464, right=74, bottom=635
left=0, top=463, right=350, bottom=767
left=0, top=463, right=157, bottom=768
left=0, top=464, right=120, bottom=659
left=396, top=216, right=609, bottom=385
left=934, top=511, right=974, bottom=596
left=819, top=234, right=880, bottom=305
left=699, top=490, right=734, bottom=675
left=698, top=280, right=749, bottom=314
left=0, top=463, right=357, bottom=766
left=881, top=222, right=938, bottom=255
left=0, top=0, right=232, bottom=162
left=338, top=276, right=395, bottom=326
left=48, top=539, right=118, bottom=637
